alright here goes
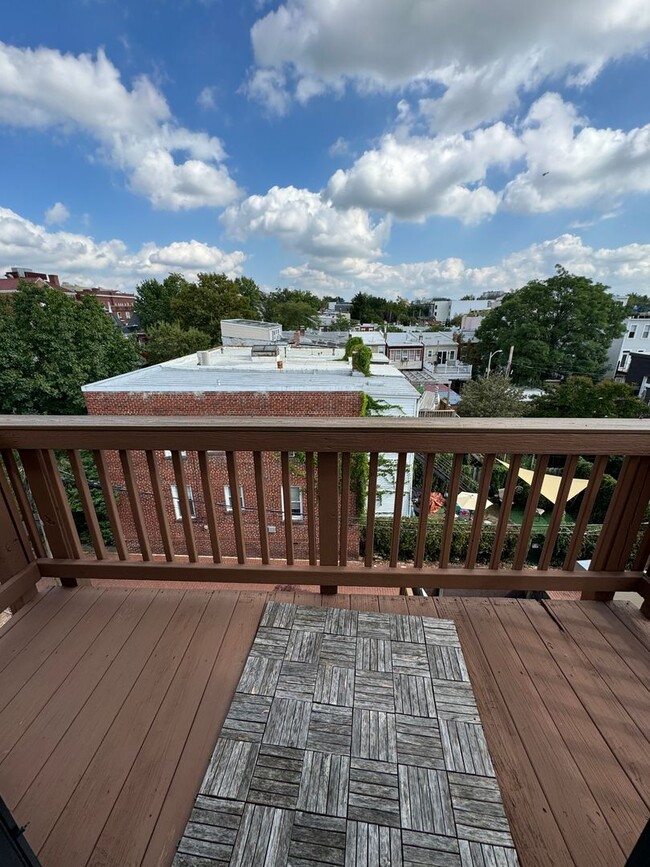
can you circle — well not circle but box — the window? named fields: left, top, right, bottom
left=643, top=325, right=650, bottom=339
left=427, top=349, right=433, bottom=357
left=170, top=485, right=195, bottom=520
left=164, top=450, right=188, bottom=458
left=282, top=486, right=304, bottom=520
left=224, top=485, right=245, bottom=511
left=449, top=350, right=456, bottom=360
left=629, top=325, right=637, bottom=338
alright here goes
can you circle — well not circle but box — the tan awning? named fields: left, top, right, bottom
left=497, top=460, right=589, bottom=503
left=457, top=491, right=493, bottom=511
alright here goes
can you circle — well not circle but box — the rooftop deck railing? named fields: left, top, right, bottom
left=0, top=416, right=648, bottom=612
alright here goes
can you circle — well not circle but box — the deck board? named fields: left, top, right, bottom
left=0, top=586, right=648, bottom=867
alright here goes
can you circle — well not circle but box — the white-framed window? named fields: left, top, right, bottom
left=164, top=450, right=188, bottom=458
left=281, top=486, right=304, bottom=520
left=643, top=325, right=650, bottom=339
left=449, top=350, right=456, bottom=360
left=171, top=484, right=195, bottom=520
left=629, top=325, right=637, bottom=338
left=224, top=485, right=245, bottom=511
left=427, top=349, right=433, bottom=357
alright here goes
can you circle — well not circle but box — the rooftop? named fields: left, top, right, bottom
left=222, top=318, right=282, bottom=328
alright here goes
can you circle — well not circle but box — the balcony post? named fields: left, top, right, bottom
left=0, top=468, right=36, bottom=611
left=318, top=452, right=339, bottom=595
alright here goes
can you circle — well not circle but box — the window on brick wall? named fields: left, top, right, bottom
left=170, top=485, right=195, bottom=520
left=224, top=485, right=245, bottom=511
left=281, top=486, right=304, bottom=520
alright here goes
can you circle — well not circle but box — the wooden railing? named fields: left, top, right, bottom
left=0, top=416, right=649, bottom=610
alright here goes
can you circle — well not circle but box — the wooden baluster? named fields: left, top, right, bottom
left=489, top=455, right=521, bottom=570
left=465, top=454, right=495, bottom=568
left=281, top=452, right=294, bottom=566
left=439, top=454, right=462, bottom=569
left=604, top=457, right=650, bottom=572
left=119, top=450, right=152, bottom=561
left=563, top=455, right=607, bottom=571
left=538, top=455, right=578, bottom=572
left=306, top=452, right=317, bottom=567
left=633, top=521, right=650, bottom=572
left=389, top=453, right=408, bottom=569
left=318, top=452, right=339, bottom=594
left=93, top=450, right=128, bottom=561
left=0, top=454, right=35, bottom=561
left=0, top=472, right=36, bottom=611
left=172, top=450, right=197, bottom=563
left=197, top=450, right=221, bottom=564
left=364, top=453, right=379, bottom=569
left=146, top=450, right=175, bottom=562
left=414, top=453, right=435, bottom=570
left=68, top=450, right=107, bottom=560
left=512, top=455, right=549, bottom=570
left=253, top=451, right=269, bottom=566
left=226, top=451, right=246, bottom=564
left=1, top=449, right=46, bottom=558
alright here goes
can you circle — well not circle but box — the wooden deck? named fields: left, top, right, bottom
left=0, top=586, right=648, bottom=867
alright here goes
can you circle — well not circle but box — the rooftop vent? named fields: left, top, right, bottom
left=197, top=350, right=211, bottom=366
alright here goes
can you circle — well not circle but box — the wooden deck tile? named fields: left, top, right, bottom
left=229, top=804, right=293, bottom=867
left=394, top=672, right=436, bottom=716
left=297, top=750, right=350, bottom=817
left=398, top=766, right=455, bottom=836
left=458, top=839, right=519, bottom=866
left=314, top=663, right=355, bottom=706
left=325, top=607, right=359, bottom=637
left=396, top=714, right=444, bottom=769
left=346, top=822, right=402, bottom=866
left=352, top=708, right=397, bottom=762
left=290, top=812, right=347, bottom=866
left=220, top=694, right=272, bottom=743
left=402, top=829, right=460, bottom=867
left=248, top=745, right=304, bottom=809
left=306, top=704, right=353, bottom=755
left=276, top=661, right=317, bottom=701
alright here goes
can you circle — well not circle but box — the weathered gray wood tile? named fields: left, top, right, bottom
left=431, top=679, right=480, bottom=722
left=402, top=829, right=460, bottom=867
left=237, top=656, right=282, bottom=696
left=440, top=721, right=496, bottom=777
left=314, top=664, right=355, bottom=707
left=396, top=714, right=444, bottom=769
left=263, top=696, right=312, bottom=748
left=230, top=804, right=293, bottom=867
left=354, top=671, right=395, bottom=712
left=321, top=634, right=358, bottom=668
left=276, top=661, right=318, bottom=701
left=391, top=642, right=431, bottom=677
left=394, top=673, right=436, bottom=717
left=348, top=758, right=400, bottom=828
left=357, top=637, right=393, bottom=672
left=176, top=604, right=519, bottom=867
left=286, top=628, right=323, bottom=663
left=290, top=812, right=347, bottom=866
left=248, top=745, right=303, bottom=809
left=345, top=822, right=402, bottom=866
left=398, top=766, right=455, bottom=837
left=306, top=704, right=353, bottom=755
left=325, top=607, right=358, bottom=636
left=201, top=740, right=258, bottom=800
left=352, top=708, right=397, bottom=762
left=458, top=839, right=519, bottom=866
left=297, top=750, right=350, bottom=817
left=220, top=694, right=272, bottom=743
left=428, top=645, right=470, bottom=682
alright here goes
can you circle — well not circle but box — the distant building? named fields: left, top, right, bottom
left=620, top=351, right=650, bottom=402
left=613, top=315, right=650, bottom=377
left=221, top=319, right=283, bottom=345
left=0, top=267, right=72, bottom=296
left=67, top=286, right=136, bottom=324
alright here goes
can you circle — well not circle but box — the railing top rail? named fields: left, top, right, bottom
left=1, top=415, right=649, bottom=454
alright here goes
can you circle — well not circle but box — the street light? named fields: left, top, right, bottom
left=486, top=349, right=502, bottom=377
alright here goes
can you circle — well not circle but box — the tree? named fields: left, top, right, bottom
left=133, top=273, right=189, bottom=330
left=527, top=376, right=650, bottom=418
left=350, top=292, right=387, bottom=324
left=476, top=267, right=625, bottom=384
left=0, top=283, right=140, bottom=414
left=457, top=374, right=526, bottom=418
left=324, top=313, right=351, bottom=332
left=625, top=293, right=650, bottom=313
left=263, top=288, right=320, bottom=330
left=461, top=294, right=476, bottom=300
left=171, top=273, right=261, bottom=344
left=145, top=321, right=212, bottom=364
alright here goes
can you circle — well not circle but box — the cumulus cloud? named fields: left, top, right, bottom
left=248, top=0, right=650, bottom=129
left=222, top=185, right=390, bottom=261
left=197, top=85, right=216, bottom=110
left=44, top=202, right=70, bottom=226
left=242, top=68, right=291, bottom=116
left=327, top=122, right=524, bottom=222
left=0, top=42, right=240, bottom=209
left=0, top=206, right=245, bottom=290
left=280, top=234, right=650, bottom=298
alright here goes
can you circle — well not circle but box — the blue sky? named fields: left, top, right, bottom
left=1, top=0, right=650, bottom=298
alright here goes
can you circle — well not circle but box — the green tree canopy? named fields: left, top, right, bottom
left=263, top=288, right=321, bottom=330
left=0, top=283, right=140, bottom=414
left=350, top=292, right=388, bottom=324
left=145, top=321, right=212, bottom=365
left=171, top=273, right=262, bottom=344
left=476, top=267, right=625, bottom=384
left=456, top=374, right=526, bottom=418
left=133, top=273, right=190, bottom=330
left=527, top=376, right=650, bottom=418
left=323, top=313, right=352, bottom=332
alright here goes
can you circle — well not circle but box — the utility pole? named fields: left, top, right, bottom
left=505, top=345, right=514, bottom=377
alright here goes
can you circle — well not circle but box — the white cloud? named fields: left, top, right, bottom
left=44, top=202, right=70, bottom=226
left=197, top=85, right=216, bottom=110
left=222, top=185, right=390, bottom=261
left=0, top=206, right=245, bottom=290
left=248, top=0, right=650, bottom=129
left=0, top=42, right=241, bottom=210
left=328, top=136, right=350, bottom=157
left=327, top=122, right=524, bottom=222
left=280, top=234, right=650, bottom=298
left=242, top=68, right=291, bottom=117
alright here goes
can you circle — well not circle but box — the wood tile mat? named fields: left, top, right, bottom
left=173, top=602, right=520, bottom=867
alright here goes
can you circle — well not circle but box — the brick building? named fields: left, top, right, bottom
left=83, top=346, right=420, bottom=561
left=65, top=285, right=136, bottom=324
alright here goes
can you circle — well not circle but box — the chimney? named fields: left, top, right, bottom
left=293, top=330, right=301, bottom=346
left=277, top=359, right=284, bottom=370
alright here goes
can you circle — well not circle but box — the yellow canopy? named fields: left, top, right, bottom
left=497, top=460, right=589, bottom=504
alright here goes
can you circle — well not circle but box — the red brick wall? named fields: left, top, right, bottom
left=84, top=390, right=362, bottom=560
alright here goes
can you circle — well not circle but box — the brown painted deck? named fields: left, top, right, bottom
left=0, top=586, right=648, bottom=867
